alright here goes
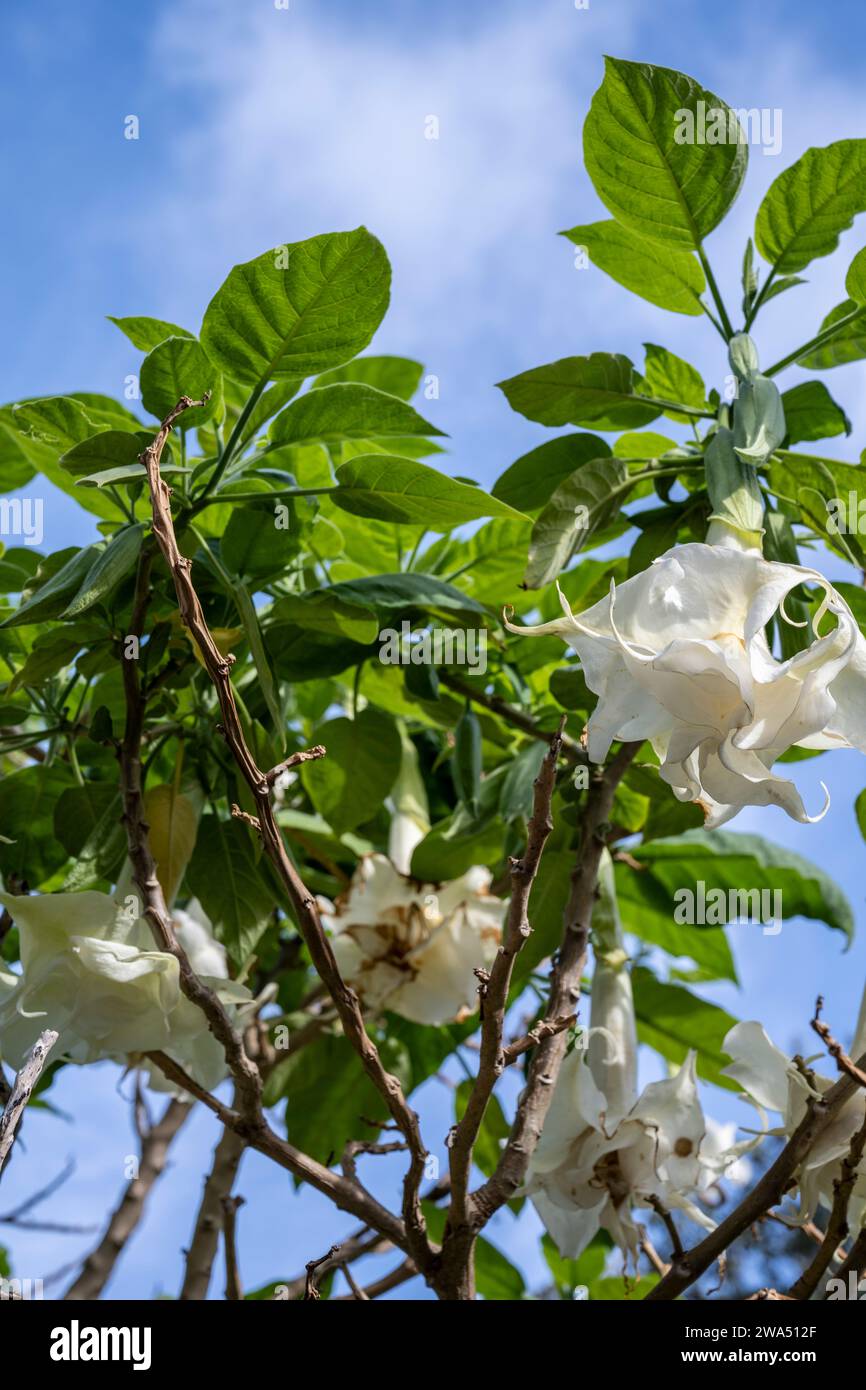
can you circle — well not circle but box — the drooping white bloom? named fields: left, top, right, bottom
left=722, top=1020, right=866, bottom=1229
left=0, top=890, right=248, bottom=1093
left=525, top=856, right=750, bottom=1263
left=507, top=541, right=866, bottom=827
left=320, top=846, right=504, bottom=1026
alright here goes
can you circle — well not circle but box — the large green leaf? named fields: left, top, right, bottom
left=269, top=591, right=379, bottom=644
left=316, top=572, right=487, bottom=624
left=632, top=967, right=740, bottom=1091
left=0, top=764, right=75, bottom=886
left=631, top=830, right=854, bottom=943
left=264, top=1032, right=410, bottom=1168
left=641, top=344, right=706, bottom=424
left=781, top=381, right=850, bottom=444
left=301, top=708, right=401, bottom=833
left=186, top=815, right=276, bottom=964
left=797, top=300, right=866, bottom=370
left=200, top=228, right=391, bottom=384
left=140, top=336, right=222, bottom=427
left=614, top=861, right=736, bottom=982
left=220, top=505, right=297, bottom=580
left=583, top=57, right=747, bottom=248
left=313, top=355, right=424, bottom=400
left=61, top=523, right=145, bottom=617
left=0, top=544, right=104, bottom=628
left=491, top=433, right=611, bottom=514
left=498, top=354, right=661, bottom=431
left=755, top=140, right=866, bottom=273
left=269, top=382, right=443, bottom=447
left=523, top=456, right=628, bottom=588
left=333, top=455, right=523, bottom=527
left=561, top=221, right=705, bottom=314
left=768, top=450, right=866, bottom=564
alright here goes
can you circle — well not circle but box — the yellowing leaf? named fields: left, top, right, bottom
left=143, top=784, right=198, bottom=907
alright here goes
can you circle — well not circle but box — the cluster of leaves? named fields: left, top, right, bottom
left=2, top=56, right=866, bottom=1297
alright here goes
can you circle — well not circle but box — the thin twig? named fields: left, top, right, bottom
left=221, top=1194, right=246, bottom=1300
left=811, top=996, right=866, bottom=1089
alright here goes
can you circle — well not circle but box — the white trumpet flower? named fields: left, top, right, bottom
left=525, top=854, right=750, bottom=1263
left=507, top=540, right=866, bottom=827
left=0, top=890, right=248, bottom=1093
left=722, top=1020, right=866, bottom=1228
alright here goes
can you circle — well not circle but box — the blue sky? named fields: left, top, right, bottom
left=3, top=0, right=866, bottom=1299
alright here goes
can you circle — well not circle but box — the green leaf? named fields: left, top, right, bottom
left=0, top=544, right=104, bottom=627
left=781, top=381, right=850, bottom=445
left=761, top=275, right=807, bottom=305
left=107, top=315, right=193, bottom=352
left=61, top=524, right=145, bottom=617
left=631, top=829, right=854, bottom=944
left=186, top=815, right=275, bottom=964
left=561, top=220, right=705, bottom=314
left=846, top=245, right=866, bottom=304
left=641, top=344, right=706, bottom=424
left=200, top=228, right=391, bottom=384
left=0, top=547, right=41, bottom=594
left=61, top=791, right=127, bottom=891
left=523, top=455, right=628, bottom=588
left=314, top=355, right=424, bottom=400
left=13, top=396, right=104, bottom=452
left=498, top=353, right=661, bottom=431
left=270, top=591, right=379, bottom=644
left=614, top=861, right=737, bottom=982
left=140, top=337, right=222, bottom=428
left=264, top=1032, right=411, bottom=1167
left=301, top=708, right=401, bottom=834
left=53, top=784, right=120, bottom=859
left=221, top=505, right=296, bottom=580
left=410, top=809, right=505, bottom=882
left=632, top=966, right=740, bottom=1091
left=542, top=1232, right=609, bottom=1298
left=0, top=764, right=75, bottom=886
left=314, top=572, right=486, bottom=624
left=333, top=454, right=523, bottom=527
left=269, top=382, right=444, bottom=448
left=583, top=57, right=746, bottom=248
left=7, top=630, right=85, bottom=692
left=767, top=450, right=866, bottom=564
left=491, top=434, right=611, bottom=514
left=797, top=300, right=866, bottom=370
left=755, top=140, right=866, bottom=273
left=60, top=429, right=150, bottom=479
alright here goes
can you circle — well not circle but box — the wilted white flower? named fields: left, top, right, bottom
left=318, top=727, right=506, bottom=1026
left=506, top=540, right=866, bottom=828
left=723, top=1020, right=866, bottom=1228
left=0, top=890, right=248, bottom=1093
left=320, top=843, right=504, bottom=1026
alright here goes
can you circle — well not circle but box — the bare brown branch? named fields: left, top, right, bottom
left=138, top=398, right=432, bottom=1273
left=0, top=1029, right=59, bottom=1179
left=65, top=1098, right=191, bottom=1300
